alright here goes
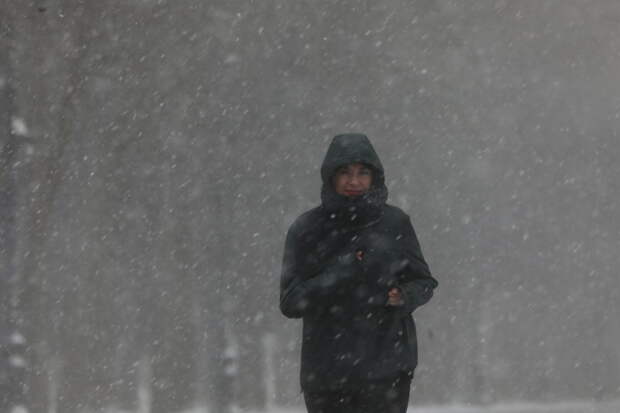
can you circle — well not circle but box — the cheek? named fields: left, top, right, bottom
left=333, top=175, right=346, bottom=192
left=361, top=176, right=372, bottom=189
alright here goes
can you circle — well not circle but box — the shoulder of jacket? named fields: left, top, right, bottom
left=287, top=206, right=322, bottom=235
left=383, top=204, right=411, bottom=222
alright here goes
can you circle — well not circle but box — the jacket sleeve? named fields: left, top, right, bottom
left=279, top=224, right=361, bottom=319
left=397, top=215, right=438, bottom=314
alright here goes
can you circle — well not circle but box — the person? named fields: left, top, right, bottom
left=279, top=133, right=438, bottom=413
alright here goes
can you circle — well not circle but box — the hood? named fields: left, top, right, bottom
left=320, top=133, right=385, bottom=188
left=319, top=134, right=388, bottom=225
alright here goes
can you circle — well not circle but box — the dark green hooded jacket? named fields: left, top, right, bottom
left=280, top=134, right=437, bottom=391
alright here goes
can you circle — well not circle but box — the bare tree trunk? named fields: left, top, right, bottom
left=262, top=333, right=277, bottom=411
left=10, top=2, right=93, bottom=409
left=0, top=4, right=29, bottom=410
left=203, top=187, right=236, bottom=413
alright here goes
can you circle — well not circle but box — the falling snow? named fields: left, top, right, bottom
left=1, top=1, right=619, bottom=413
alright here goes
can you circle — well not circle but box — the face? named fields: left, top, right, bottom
left=332, top=163, right=373, bottom=197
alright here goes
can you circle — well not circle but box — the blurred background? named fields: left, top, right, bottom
left=1, top=0, right=619, bottom=412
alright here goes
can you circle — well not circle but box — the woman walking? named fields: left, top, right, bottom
left=280, top=134, right=438, bottom=413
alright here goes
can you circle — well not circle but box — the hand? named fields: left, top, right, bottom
left=355, top=250, right=364, bottom=261
left=386, top=287, right=404, bottom=306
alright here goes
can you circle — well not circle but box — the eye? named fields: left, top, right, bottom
left=359, top=168, right=371, bottom=176
left=336, top=166, right=351, bottom=176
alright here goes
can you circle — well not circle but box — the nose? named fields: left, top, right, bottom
left=348, top=175, right=360, bottom=186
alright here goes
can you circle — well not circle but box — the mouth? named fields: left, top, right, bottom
left=344, top=190, right=364, bottom=197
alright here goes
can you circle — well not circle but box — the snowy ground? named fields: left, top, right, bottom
left=236, top=400, right=620, bottom=413
left=408, top=400, right=620, bottom=413
left=149, top=400, right=620, bottom=413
